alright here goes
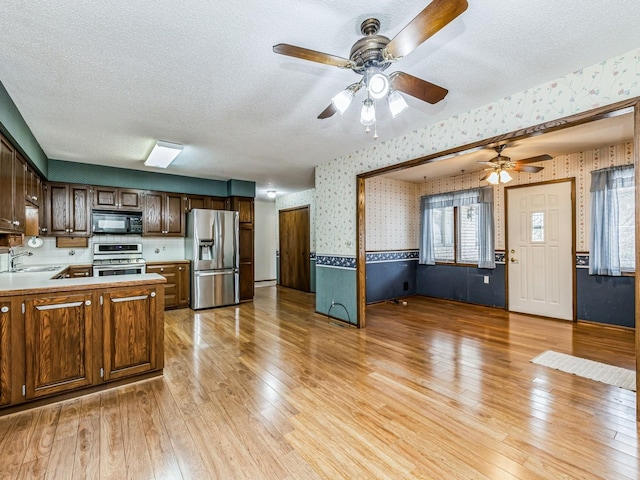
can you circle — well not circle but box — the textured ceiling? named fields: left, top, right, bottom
left=1, top=1, right=640, bottom=199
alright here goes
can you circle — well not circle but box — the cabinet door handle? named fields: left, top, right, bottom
left=69, top=229, right=74, bottom=233
left=32, top=196, right=37, bottom=201
left=160, top=268, right=164, bottom=272
left=85, top=300, right=91, bottom=306
left=13, top=220, right=20, bottom=226
left=0, top=306, right=8, bottom=313
left=151, top=292, right=156, bottom=298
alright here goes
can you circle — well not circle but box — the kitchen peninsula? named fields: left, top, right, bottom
left=0, top=268, right=165, bottom=414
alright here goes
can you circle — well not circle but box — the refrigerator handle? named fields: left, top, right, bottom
left=195, top=270, right=235, bottom=276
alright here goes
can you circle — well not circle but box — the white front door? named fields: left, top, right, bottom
left=507, top=181, right=574, bottom=320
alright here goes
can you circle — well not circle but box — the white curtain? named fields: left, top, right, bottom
left=419, top=187, right=495, bottom=268
left=589, top=165, right=634, bottom=276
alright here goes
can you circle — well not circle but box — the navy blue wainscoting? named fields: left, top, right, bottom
left=416, top=264, right=506, bottom=308
left=576, top=269, right=635, bottom=327
left=366, top=260, right=417, bottom=303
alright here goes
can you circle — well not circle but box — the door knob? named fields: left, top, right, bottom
left=510, top=257, right=519, bottom=263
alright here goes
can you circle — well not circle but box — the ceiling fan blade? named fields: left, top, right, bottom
left=384, top=0, right=468, bottom=60
left=390, top=71, right=448, bottom=104
left=515, top=154, right=553, bottom=165
left=318, top=103, right=337, bottom=119
left=513, top=165, right=544, bottom=173
left=477, top=161, right=498, bottom=166
left=273, top=44, right=354, bottom=68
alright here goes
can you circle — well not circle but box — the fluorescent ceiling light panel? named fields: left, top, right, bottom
left=144, top=141, right=183, bottom=168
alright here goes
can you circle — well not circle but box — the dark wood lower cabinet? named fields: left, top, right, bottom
left=0, top=299, right=11, bottom=406
left=0, top=277, right=165, bottom=414
left=102, top=285, right=162, bottom=381
left=146, top=261, right=190, bottom=309
left=24, top=292, right=94, bottom=399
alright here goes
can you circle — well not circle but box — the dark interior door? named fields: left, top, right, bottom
left=279, top=206, right=310, bottom=292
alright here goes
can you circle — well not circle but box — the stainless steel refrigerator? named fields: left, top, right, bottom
left=186, top=209, right=239, bottom=309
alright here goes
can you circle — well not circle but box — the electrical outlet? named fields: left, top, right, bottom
left=484, top=275, right=490, bottom=284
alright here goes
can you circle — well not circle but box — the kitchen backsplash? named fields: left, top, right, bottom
left=1, top=235, right=186, bottom=269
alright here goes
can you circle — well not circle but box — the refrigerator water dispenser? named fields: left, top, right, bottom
left=199, top=240, right=214, bottom=261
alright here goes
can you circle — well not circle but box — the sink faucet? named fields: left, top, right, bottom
left=9, top=248, right=33, bottom=271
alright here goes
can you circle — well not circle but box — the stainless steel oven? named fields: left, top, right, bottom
left=92, top=243, right=146, bottom=277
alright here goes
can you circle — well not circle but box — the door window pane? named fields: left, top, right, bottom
left=531, top=212, right=544, bottom=243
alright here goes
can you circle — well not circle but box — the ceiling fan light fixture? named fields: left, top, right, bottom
left=486, top=171, right=499, bottom=185
left=388, top=90, right=408, bottom=118
left=367, top=71, right=389, bottom=100
left=499, top=170, right=513, bottom=183
left=144, top=140, right=183, bottom=168
left=331, top=89, right=354, bottom=114
left=360, top=98, right=376, bottom=126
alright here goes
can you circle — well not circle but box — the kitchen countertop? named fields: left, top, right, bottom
left=0, top=266, right=166, bottom=297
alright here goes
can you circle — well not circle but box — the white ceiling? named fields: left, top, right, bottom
left=1, top=1, right=640, bottom=200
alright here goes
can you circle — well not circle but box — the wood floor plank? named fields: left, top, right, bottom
left=117, top=386, right=156, bottom=480
left=133, top=381, right=183, bottom=479
left=44, top=435, right=77, bottom=480
left=99, top=390, right=126, bottom=480
left=23, top=404, right=61, bottom=463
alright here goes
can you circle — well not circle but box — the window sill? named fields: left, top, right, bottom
left=434, top=261, right=479, bottom=268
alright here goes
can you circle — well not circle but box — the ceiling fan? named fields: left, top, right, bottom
left=478, top=145, right=553, bottom=184
left=272, top=0, right=468, bottom=136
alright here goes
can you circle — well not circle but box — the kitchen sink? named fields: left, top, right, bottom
left=9, top=266, right=61, bottom=273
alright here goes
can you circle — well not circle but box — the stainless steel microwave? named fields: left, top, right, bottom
left=92, top=210, right=143, bottom=234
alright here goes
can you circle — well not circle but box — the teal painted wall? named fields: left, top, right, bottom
left=0, top=81, right=48, bottom=176
left=48, top=159, right=254, bottom=197
left=227, top=179, right=256, bottom=197
left=316, top=266, right=356, bottom=325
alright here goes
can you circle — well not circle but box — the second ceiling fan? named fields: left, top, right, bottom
left=273, top=0, right=468, bottom=137
left=478, top=145, right=553, bottom=184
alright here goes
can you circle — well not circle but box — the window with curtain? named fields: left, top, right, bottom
left=419, top=187, right=495, bottom=269
left=589, top=165, right=635, bottom=275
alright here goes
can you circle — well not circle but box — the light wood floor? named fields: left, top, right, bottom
left=0, top=287, right=637, bottom=479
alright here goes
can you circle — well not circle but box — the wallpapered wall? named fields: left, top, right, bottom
left=365, top=177, right=419, bottom=251
left=419, top=142, right=634, bottom=252
left=315, top=48, right=640, bottom=258
left=275, top=188, right=316, bottom=252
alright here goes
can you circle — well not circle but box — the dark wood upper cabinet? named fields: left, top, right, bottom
left=143, top=191, right=185, bottom=237
left=232, top=196, right=254, bottom=224
left=93, top=186, right=144, bottom=211
left=46, top=183, right=92, bottom=237
left=25, top=164, right=42, bottom=207
left=0, top=136, right=26, bottom=234
left=186, top=195, right=206, bottom=211
left=209, top=196, right=229, bottom=210
left=186, top=195, right=230, bottom=211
